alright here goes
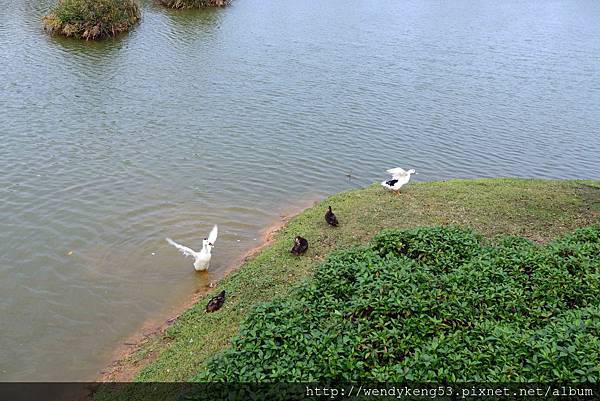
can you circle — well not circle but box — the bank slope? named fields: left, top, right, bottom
left=106, top=178, right=600, bottom=384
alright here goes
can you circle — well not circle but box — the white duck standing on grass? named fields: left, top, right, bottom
left=381, top=167, right=416, bottom=194
left=166, top=225, right=218, bottom=271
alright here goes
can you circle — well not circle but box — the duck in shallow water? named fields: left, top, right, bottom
left=166, top=225, right=218, bottom=271
left=290, top=236, right=309, bottom=256
left=206, top=290, right=226, bottom=312
left=325, top=206, right=339, bottom=227
left=381, top=167, right=416, bottom=194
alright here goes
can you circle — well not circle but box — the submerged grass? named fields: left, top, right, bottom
left=97, top=178, right=599, bottom=392
left=157, top=0, right=229, bottom=10
left=43, top=0, right=140, bottom=40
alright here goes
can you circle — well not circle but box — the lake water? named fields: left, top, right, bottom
left=1, top=0, right=600, bottom=381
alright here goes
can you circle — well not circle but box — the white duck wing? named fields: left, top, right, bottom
left=207, top=225, right=218, bottom=245
left=166, top=238, right=198, bottom=258
left=386, top=167, right=408, bottom=178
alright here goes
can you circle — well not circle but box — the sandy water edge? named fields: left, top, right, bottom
left=96, top=195, right=323, bottom=382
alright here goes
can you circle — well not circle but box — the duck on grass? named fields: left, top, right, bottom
left=43, top=0, right=140, bottom=40
left=381, top=167, right=416, bottom=194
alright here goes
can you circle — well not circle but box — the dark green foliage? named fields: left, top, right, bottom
left=198, top=225, right=600, bottom=382
left=371, top=226, right=482, bottom=273
left=43, top=0, right=139, bottom=40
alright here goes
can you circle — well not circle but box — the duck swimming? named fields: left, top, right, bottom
left=166, top=225, right=218, bottom=271
left=325, top=206, right=339, bottom=227
left=206, top=290, right=226, bottom=312
left=381, top=167, right=416, bottom=193
left=291, top=236, right=308, bottom=256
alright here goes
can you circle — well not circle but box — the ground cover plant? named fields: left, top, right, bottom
left=43, top=0, right=140, bottom=40
left=199, top=225, right=600, bottom=382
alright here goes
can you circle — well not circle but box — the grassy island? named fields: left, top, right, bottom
left=42, top=0, right=140, bottom=40
left=157, top=0, right=229, bottom=9
left=97, top=178, right=599, bottom=399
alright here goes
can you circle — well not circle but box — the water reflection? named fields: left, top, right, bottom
left=163, top=7, right=223, bottom=36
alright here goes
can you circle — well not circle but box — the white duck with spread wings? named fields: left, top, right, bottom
left=381, top=167, right=416, bottom=192
left=166, top=225, right=218, bottom=271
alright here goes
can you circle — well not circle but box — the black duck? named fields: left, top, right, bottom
left=206, top=290, right=226, bottom=313
left=325, top=206, right=339, bottom=227
left=290, top=236, right=308, bottom=256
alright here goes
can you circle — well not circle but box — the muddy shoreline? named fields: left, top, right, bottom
left=97, top=197, right=321, bottom=382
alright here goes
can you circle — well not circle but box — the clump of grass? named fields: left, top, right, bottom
left=42, top=0, right=140, bottom=40
left=157, top=0, right=229, bottom=9
left=200, top=224, right=600, bottom=382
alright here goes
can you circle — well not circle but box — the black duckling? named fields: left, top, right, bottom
left=206, top=290, right=226, bottom=313
left=325, top=206, right=339, bottom=227
left=290, top=236, right=309, bottom=256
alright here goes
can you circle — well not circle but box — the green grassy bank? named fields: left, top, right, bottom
left=102, top=178, right=599, bottom=387
left=43, top=0, right=140, bottom=40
